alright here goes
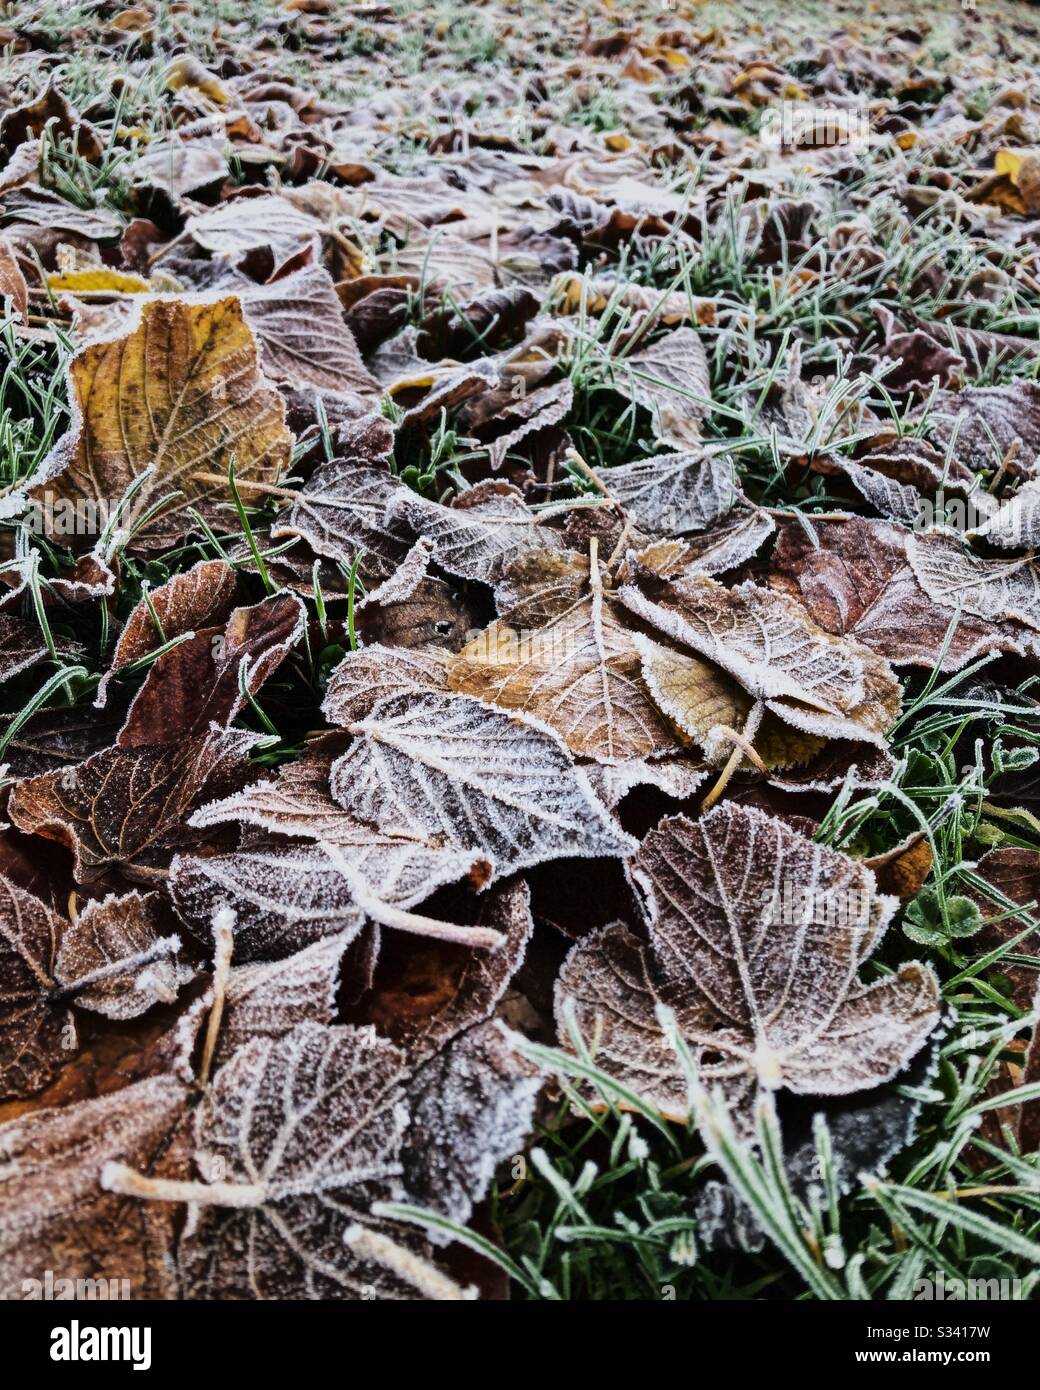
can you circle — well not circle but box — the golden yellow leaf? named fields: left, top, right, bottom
left=48, top=270, right=151, bottom=294
left=32, top=296, right=290, bottom=548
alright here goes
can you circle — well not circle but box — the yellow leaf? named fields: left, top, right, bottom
left=32, top=296, right=289, bottom=549
left=995, top=148, right=1023, bottom=180
left=163, top=56, right=229, bottom=105
left=48, top=270, right=151, bottom=294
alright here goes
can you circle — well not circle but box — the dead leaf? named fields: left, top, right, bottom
left=27, top=296, right=291, bottom=549
left=557, top=804, right=941, bottom=1126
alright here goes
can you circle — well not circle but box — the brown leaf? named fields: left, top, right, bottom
left=0, top=874, right=73, bottom=1101
left=109, top=560, right=239, bottom=675
left=557, top=804, right=941, bottom=1126
left=769, top=516, right=1031, bottom=671
left=0, top=1075, right=189, bottom=1300
left=117, top=591, right=306, bottom=746
left=56, top=891, right=196, bottom=1021
left=271, top=463, right=409, bottom=581
left=240, top=265, right=380, bottom=397
left=449, top=551, right=680, bottom=763
left=8, top=729, right=262, bottom=884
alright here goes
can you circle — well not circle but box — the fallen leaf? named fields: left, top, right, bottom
left=557, top=804, right=941, bottom=1126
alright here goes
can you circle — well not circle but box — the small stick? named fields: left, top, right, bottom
left=701, top=705, right=765, bottom=811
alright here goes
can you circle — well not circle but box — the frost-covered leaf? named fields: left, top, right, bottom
left=330, top=691, right=636, bottom=875
left=401, top=1020, right=540, bottom=1231
left=169, top=843, right=366, bottom=960
left=185, top=194, right=323, bottom=274
left=770, top=516, right=1034, bottom=670
left=557, top=804, right=941, bottom=1127
left=594, top=449, right=739, bottom=535
left=271, top=463, right=409, bottom=581
left=386, top=480, right=549, bottom=581
left=215, top=935, right=350, bottom=1067
left=0, top=1075, right=189, bottom=1300
left=612, top=327, right=711, bottom=447
left=177, top=1022, right=416, bottom=1299
left=323, top=645, right=448, bottom=725
left=8, top=729, right=262, bottom=884
left=0, top=613, right=52, bottom=686
left=0, top=874, right=73, bottom=1100
left=448, top=555, right=680, bottom=764
left=908, top=531, right=1040, bottom=631
left=129, top=136, right=226, bottom=197
left=240, top=265, right=380, bottom=397
left=109, top=560, right=239, bottom=676
left=119, top=591, right=306, bottom=745
left=484, top=379, right=573, bottom=470
left=970, top=479, right=1040, bottom=550
left=56, top=891, right=195, bottom=1021
left=925, top=384, right=1040, bottom=480
left=620, top=569, right=900, bottom=745
left=26, top=296, right=291, bottom=549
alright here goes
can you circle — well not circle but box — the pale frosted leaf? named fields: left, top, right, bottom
left=185, top=194, right=323, bottom=271
left=271, top=463, right=409, bottom=581
left=386, top=480, right=547, bottom=581
left=908, top=531, right=1040, bottom=631
left=330, top=691, right=636, bottom=874
left=584, top=757, right=708, bottom=809
left=558, top=805, right=941, bottom=1127
left=634, top=632, right=751, bottom=762
left=323, top=645, right=448, bottom=725
left=240, top=265, right=380, bottom=397
left=179, top=1023, right=416, bottom=1300
left=971, top=479, right=1040, bottom=550
left=680, top=505, right=775, bottom=576
left=594, top=449, right=739, bottom=535
left=215, top=935, right=350, bottom=1068
left=169, top=843, right=366, bottom=961
left=485, top=379, right=573, bottom=470
left=613, top=327, right=710, bottom=447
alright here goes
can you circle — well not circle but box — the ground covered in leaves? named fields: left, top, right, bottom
left=0, top=0, right=1039, bottom=1303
